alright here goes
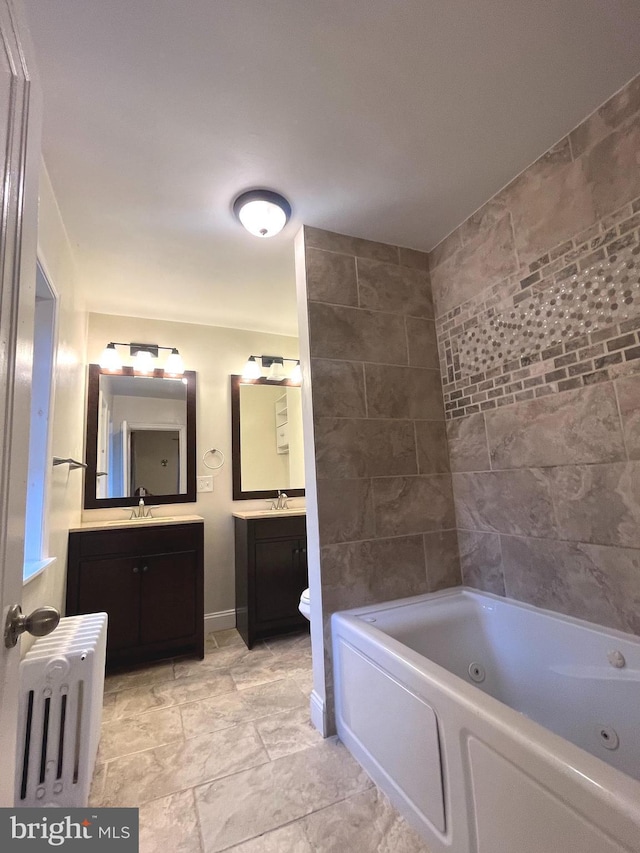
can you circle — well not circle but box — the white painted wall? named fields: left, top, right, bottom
left=85, top=313, right=302, bottom=619
left=22, top=161, right=88, bottom=639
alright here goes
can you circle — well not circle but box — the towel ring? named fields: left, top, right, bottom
left=203, top=448, right=225, bottom=470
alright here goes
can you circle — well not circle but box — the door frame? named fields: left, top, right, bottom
left=0, top=0, right=42, bottom=806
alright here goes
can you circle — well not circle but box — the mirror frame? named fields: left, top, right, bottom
left=231, top=375, right=305, bottom=501
left=83, top=364, right=197, bottom=509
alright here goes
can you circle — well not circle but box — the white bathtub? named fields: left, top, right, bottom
left=332, top=588, right=640, bottom=853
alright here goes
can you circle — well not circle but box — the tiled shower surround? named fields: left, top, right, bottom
left=298, top=226, right=460, bottom=726
left=300, top=72, right=640, bottom=729
left=431, top=72, right=640, bottom=635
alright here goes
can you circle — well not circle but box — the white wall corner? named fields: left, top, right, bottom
left=310, top=689, right=329, bottom=737
left=204, top=609, right=236, bottom=634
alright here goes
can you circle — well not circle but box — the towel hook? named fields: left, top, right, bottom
left=202, top=448, right=225, bottom=470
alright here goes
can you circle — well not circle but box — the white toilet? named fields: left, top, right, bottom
left=298, top=587, right=311, bottom=620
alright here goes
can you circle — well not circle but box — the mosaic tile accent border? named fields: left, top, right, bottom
left=437, top=197, right=640, bottom=419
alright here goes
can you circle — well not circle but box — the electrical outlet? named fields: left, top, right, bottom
left=197, top=475, right=213, bottom=493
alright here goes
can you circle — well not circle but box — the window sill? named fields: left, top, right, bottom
left=23, top=557, right=56, bottom=585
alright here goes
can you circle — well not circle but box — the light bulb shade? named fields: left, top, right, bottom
left=266, top=358, right=284, bottom=381
left=134, top=349, right=154, bottom=374
left=233, top=190, right=291, bottom=238
left=242, top=356, right=262, bottom=380
left=99, top=343, right=122, bottom=371
left=164, top=348, right=184, bottom=376
left=289, top=361, right=302, bottom=384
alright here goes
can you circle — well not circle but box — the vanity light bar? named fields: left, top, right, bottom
left=241, top=355, right=302, bottom=384
left=99, top=342, right=185, bottom=377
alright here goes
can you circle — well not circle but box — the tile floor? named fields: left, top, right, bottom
left=90, top=628, right=431, bottom=852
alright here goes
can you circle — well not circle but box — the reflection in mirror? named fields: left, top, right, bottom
left=84, top=365, right=196, bottom=508
left=231, top=376, right=305, bottom=500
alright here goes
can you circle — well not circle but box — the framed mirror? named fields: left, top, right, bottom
left=84, top=364, right=197, bottom=508
left=231, top=375, right=305, bottom=501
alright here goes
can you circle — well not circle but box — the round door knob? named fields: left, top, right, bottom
left=4, top=604, right=61, bottom=649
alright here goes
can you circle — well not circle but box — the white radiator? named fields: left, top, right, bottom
left=15, top=612, right=108, bottom=808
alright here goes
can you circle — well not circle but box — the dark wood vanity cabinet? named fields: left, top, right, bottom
left=66, top=521, right=204, bottom=668
left=235, top=514, right=308, bottom=648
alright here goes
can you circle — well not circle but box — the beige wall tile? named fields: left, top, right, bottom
left=314, top=417, right=418, bottom=479
left=310, top=358, right=366, bottom=418
left=305, top=247, right=358, bottom=305
left=424, top=530, right=461, bottom=591
left=309, top=302, right=408, bottom=363
left=321, top=535, right=428, bottom=613
left=616, top=374, right=640, bottom=459
left=372, top=475, right=456, bottom=536
left=357, top=257, right=433, bottom=318
left=485, top=383, right=625, bottom=469
left=585, top=111, right=640, bottom=220
left=365, top=364, right=444, bottom=420
left=453, top=469, right=557, bottom=538
left=446, top=413, right=490, bottom=472
left=406, top=317, right=439, bottom=368
left=502, top=141, right=595, bottom=268
left=458, top=530, right=505, bottom=596
left=501, top=535, right=640, bottom=634
left=304, top=226, right=399, bottom=264
left=398, top=246, right=430, bottom=271
left=431, top=212, right=518, bottom=316
left=317, top=478, right=375, bottom=545
left=569, top=73, right=640, bottom=159
left=415, top=421, right=450, bottom=474
left=550, top=462, right=640, bottom=549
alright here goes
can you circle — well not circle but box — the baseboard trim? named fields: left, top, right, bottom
left=310, top=689, right=328, bottom=736
left=204, top=609, right=236, bottom=634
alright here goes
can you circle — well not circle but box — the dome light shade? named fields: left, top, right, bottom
left=99, top=342, right=122, bottom=372
left=164, top=348, right=184, bottom=376
left=266, top=358, right=284, bottom=381
left=134, top=349, right=154, bottom=374
left=289, top=361, right=302, bottom=384
left=242, top=356, right=262, bottom=380
left=233, top=189, right=291, bottom=238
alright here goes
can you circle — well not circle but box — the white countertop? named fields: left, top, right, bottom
left=232, top=508, right=306, bottom=520
left=70, top=514, right=204, bottom=533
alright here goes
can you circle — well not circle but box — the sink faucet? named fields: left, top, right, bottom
left=130, top=488, right=153, bottom=519
left=265, top=490, right=290, bottom=511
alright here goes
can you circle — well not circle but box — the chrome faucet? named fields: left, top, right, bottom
left=265, top=490, right=290, bottom=511
left=130, top=488, right=153, bottom=519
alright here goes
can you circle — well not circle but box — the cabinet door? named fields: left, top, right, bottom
left=77, top=557, right=140, bottom=651
left=139, top=550, right=197, bottom=645
left=254, top=538, right=304, bottom=624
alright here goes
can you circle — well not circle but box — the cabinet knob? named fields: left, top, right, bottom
left=292, top=547, right=299, bottom=555
left=142, top=565, right=149, bottom=573
left=133, top=566, right=139, bottom=573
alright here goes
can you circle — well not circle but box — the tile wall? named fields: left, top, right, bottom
left=430, top=72, right=640, bottom=634
left=299, top=226, right=461, bottom=724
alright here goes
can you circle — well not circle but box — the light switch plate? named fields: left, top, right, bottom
left=197, top=475, right=213, bottom=493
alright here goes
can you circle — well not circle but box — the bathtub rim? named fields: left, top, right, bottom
left=331, top=587, right=640, bottom=837
left=336, top=585, right=640, bottom=649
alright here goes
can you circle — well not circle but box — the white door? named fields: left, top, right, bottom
left=0, top=0, right=42, bottom=806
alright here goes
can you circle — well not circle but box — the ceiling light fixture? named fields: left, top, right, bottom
left=98, top=342, right=185, bottom=377
left=241, top=355, right=302, bottom=383
left=232, top=189, right=291, bottom=238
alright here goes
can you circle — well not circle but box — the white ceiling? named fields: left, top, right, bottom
left=24, top=0, right=640, bottom=336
